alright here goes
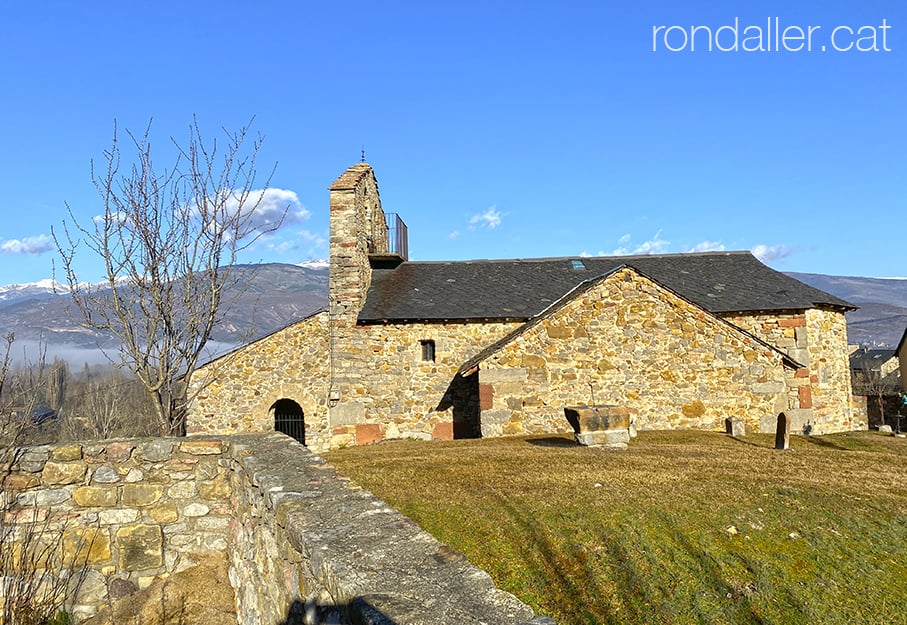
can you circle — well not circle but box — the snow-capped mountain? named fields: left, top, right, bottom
left=0, top=263, right=329, bottom=364
left=297, top=259, right=330, bottom=270
left=0, top=278, right=62, bottom=302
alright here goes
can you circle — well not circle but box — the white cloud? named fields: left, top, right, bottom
left=612, top=231, right=670, bottom=256
left=0, top=234, right=54, bottom=255
left=92, top=211, right=129, bottom=226
left=230, top=188, right=309, bottom=232
left=449, top=230, right=460, bottom=239
left=89, top=188, right=307, bottom=236
left=751, top=244, right=795, bottom=263
left=686, top=240, right=726, bottom=253
left=468, top=205, right=503, bottom=230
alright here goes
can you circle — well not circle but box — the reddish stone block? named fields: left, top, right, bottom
left=355, top=423, right=383, bottom=445
left=778, top=317, right=806, bottom=328
left=479, top=384, right=494, bottom=411
left=799, top=386, right=813, bottom=409
left=432, top=422, right=454, bottom=441
left=794, top=368, right=810, bottom=378
left=105, top=442, right=136, bottom=463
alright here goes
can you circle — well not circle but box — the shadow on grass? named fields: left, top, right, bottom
left=495, top=490, right=626, bottom=625
left=726, top=436, right=773, bottom=450
left=666, top=519, right=771, bottom=625
left=525, top=436, right=576, bottom=448
left=492, top=497, right=813, bottom=625
left=800, top=436, right=856, bottom=452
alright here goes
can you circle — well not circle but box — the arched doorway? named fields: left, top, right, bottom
left=270, top=398, right=305, bottom=445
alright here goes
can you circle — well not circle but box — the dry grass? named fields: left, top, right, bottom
left=326, top=430, right=907, bottom=625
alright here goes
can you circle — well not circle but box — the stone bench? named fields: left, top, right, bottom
left=564, top=405, right=632, bottom=449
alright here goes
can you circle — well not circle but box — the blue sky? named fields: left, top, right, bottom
left=0, top=1, right=904, bottom=286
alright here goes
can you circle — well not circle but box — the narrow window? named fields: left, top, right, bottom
left=571, top=259, right=586, bottom=271
left=421, top=339, right=436, bottom=362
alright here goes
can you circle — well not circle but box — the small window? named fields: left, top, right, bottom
left=421, top=339, right=436, bottom=362
left=571, top=260, right=586, bottom=271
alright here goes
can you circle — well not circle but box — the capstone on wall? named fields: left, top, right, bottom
left=473, top=269, right=795, bottom=436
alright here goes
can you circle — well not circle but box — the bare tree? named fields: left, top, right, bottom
left=0, top=333, right=58, bottom=445
left=852, top=348, right=902, bottom=428
left=61, top=368, right=157, bottom=440
left=54, top=117, right=283, bottom=435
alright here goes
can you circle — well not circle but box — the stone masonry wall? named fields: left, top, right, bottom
left=186, top=312, right=331, bottom=449
left=0, top=438, right=233, bottom=621
left=724, top=309, right=855, bottom=433
left=1, top=434, right=551, bottom=625
left=326, top=320, right=522, bottom=448
left=476, top=269, right=794, bottom=436
left=186, top=313, right=522, bottom=452
left=228, top=433, right=551, bottom=625
left=805, top=308, right=855, bottom=433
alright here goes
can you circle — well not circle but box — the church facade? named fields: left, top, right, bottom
left=185, top=164, right=857, bottom=452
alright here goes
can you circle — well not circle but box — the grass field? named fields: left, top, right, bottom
left=326, top=430, right=907, bottom=625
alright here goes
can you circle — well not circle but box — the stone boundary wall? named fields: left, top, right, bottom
left=0, top=438, right=234, bottom=621
left=1, top=434, right=553, bottom=625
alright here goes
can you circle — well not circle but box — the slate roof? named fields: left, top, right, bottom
left=849, top=348, right=897, bottom=371
left=358, top=251, right=855, bottom=323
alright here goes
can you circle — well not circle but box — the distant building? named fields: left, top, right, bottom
left=849, top=346, right=902, bottom=427
left=186, top=164, right=859, bottom=452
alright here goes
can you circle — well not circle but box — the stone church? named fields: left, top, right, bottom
left=185, top=163, right=857, bottom=452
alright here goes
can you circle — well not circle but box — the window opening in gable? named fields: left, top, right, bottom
left=421, top=339, right=436, bottom=362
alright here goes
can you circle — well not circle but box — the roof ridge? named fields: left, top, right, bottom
left=395, top=250, right=751, bottom=266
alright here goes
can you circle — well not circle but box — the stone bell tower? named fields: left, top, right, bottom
left=327, top=163, right=407, bottom=418
left=328, top=163, right=388, bottom=326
